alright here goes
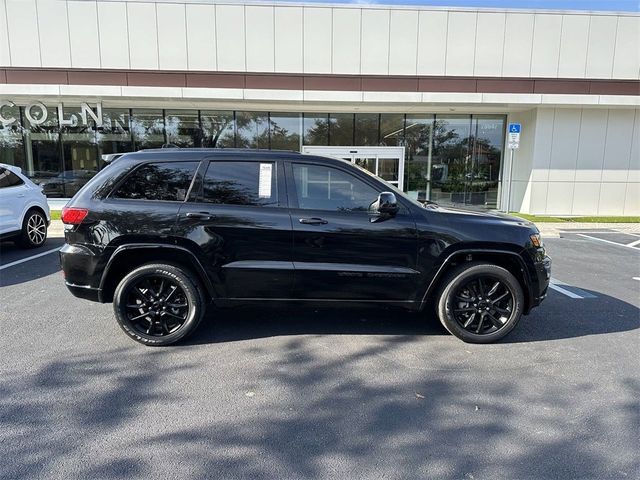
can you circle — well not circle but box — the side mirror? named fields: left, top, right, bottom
left=370, top=192, right=399, bottom=219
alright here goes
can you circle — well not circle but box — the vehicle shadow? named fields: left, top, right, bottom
left=185, top=287, right=639, bottom=346
left=0, top=238, right=64, bottom=287
left=1, top=338, right=638, bottom=479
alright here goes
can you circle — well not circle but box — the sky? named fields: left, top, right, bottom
left=271, top=0, right=640, bottom=12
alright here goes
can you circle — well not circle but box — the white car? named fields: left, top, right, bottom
left=0, top=163, right=51, bottom=248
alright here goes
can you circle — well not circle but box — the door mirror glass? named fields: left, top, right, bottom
left=370, top=191, right=399, bottom=217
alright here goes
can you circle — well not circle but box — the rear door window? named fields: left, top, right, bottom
left=0, top=167, right=25, bottom=188
left=112, top=162, right=198, bottom=201
left=201, top=161, right=278, bottom=207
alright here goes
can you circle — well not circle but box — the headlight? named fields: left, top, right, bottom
left=530, top=233, right=542, bottom=248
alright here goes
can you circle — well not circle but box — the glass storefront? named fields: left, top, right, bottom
left=0, top=106, right=505, bottom=208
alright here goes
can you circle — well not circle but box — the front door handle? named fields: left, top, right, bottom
left=185, top=212, right=214, bottom=221
left=299, top=217, right=328, bottom=225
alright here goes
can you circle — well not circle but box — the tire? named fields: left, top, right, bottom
left=113, top=263, right=207, bottom=346
left=18, top=208, right=48, bottom=248
left=436, top=262, right=524, bottom=344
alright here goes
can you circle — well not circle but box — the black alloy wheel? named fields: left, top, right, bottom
left=124, top=275, right=190, bottom=336
left=437, top=263, right=524, bottom=343
left=450, top=275, right=515, bottom=335
left=113, top=263, right=206, bottom=346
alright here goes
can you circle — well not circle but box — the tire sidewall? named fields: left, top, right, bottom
left=437, top=263, right=524, bottom=344
left=20, top=209, right=47, bottom=248
left=113, top=264, right=204, bottom=346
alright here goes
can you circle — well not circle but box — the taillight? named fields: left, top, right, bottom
left=61, top=207, right=89, bottom=225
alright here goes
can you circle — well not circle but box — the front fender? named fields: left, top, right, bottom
left=418, top=246, right=532, bottom=312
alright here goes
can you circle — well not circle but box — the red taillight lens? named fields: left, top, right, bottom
left=61, top=207, right=89, bottom=225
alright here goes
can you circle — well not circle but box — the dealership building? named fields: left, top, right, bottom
left=0, top=0, right=638, bottom=215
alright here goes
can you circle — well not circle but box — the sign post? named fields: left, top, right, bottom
left=505, top=123, right=521, bottom=213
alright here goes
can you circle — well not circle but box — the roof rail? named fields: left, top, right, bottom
left=101, top=153, right=125, bottom=163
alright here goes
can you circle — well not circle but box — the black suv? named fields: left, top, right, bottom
left=60, top=149, right=550, bottom=345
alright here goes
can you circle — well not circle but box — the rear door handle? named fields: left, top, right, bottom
left=185, top=212, right=214, bottom=221
left=299, top=217, right=328, bottom=225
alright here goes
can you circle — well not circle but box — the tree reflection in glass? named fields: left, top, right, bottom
left=201, top=111, right=235, bottom=148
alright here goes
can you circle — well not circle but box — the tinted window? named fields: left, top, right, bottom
left=0, top=167, right=25, bottom=188
left=202, top=161, right=277, bottom=206
left=292, top=164, right=378, bottom=212
left=113, top=162, right=197, bottom=201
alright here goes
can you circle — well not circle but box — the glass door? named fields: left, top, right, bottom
left=302, top=146, right=405, bottom=190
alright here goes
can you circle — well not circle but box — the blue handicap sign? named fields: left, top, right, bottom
left=508, top=123, right=521, bottom=134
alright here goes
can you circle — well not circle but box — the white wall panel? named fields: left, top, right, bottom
left=575, top=109, right=607, bottom=182
left=6, top=0, right=40, bottom=66
left=127, top=2, right=158, bottom=69
left=628, top=110, right=640, bottom=183
left=68, top=1, right=100, bottom=68
left=598, top=183, right=627, bottom=215
left=528, top=182, right=549, bottom=214
left=502, top=13, right=534, bottom=77
left=530, top=14, right=561, bottom=78
left=474, top=12, right=504, bottom=77
left=246, top=6, right=274, bottom=72
left=303, top=7, right=331, bottom=73
left=0, top=0, right=9, bottom=66
left=545, top=182, right=575, bottom=214
left=215, top=4, right=245, bottom=72
left=157, top=3, right=187, bottom=70
left=602, top=109, right=635, bottom=182
left=531, top=108, right=555, bottom=181
left=612, top=16, right=640, bottom=79
left=275, top=7, right=302, bottom=73
left=361, top=9, right=389, bottom=75
left=445, top=11, right=476, bottom=76
left=98, top=2, right=130, bottom=69
left=389, top=10, right=418, bottom=75
left=417, top=10, right=447, bottom=75
left=185, top=4, right=216, bottom=71
left=332, top=8, right=360, bottom=74
left=548, top=109, right=580, bottom=182
left=624, top=183, right=639, bottom=215
left=585, top=15, right=616, bottom=79
left=37, top=0, right=71, bottom=67
left=558, top=15, right=589, bottom=78
left=571, top=182, right=600, bottom=215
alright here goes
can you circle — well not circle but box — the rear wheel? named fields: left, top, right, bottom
left=436, top=262, right=524, bottom=343
left=113, top=263, right=206, bottom=346
left=18, top=209, right=47, bottom=248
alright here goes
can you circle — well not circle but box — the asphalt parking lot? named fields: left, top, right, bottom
left=1, top=228, right=638, bottom=480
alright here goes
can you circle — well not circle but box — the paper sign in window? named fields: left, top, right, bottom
left=258, top=163, right=272, bottom=198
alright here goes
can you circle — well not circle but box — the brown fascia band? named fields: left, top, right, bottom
left=1, top=68, right=638, bottom=96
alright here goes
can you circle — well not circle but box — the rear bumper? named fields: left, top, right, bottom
left=59, top=242, right=105, bottom=302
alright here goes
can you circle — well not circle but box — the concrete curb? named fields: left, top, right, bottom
left=535, top=222, right=640, bottom=238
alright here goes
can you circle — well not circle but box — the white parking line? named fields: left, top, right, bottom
left=549, top=282, right=583, bottom=299
left=549, top=278, right=597, bottom=299
left=633, top=277, right=640, bottom=282
left=626, top=239, right=640, bottom=248
left=0, top=247, right=61, bottom=271
left=576, top=233, right=640, bottom=250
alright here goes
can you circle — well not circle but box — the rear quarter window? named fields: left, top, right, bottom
left=112, top=162, right=198, bottom=202
left=0, top=167, right=25, bottom=188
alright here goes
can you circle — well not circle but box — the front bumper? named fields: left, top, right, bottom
left=531, top=255, right=551, bottom=308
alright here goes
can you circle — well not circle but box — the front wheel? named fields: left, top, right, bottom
left=437, top=263, right=524, bottom=344
left=113, top=263, right=206, bottom=346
